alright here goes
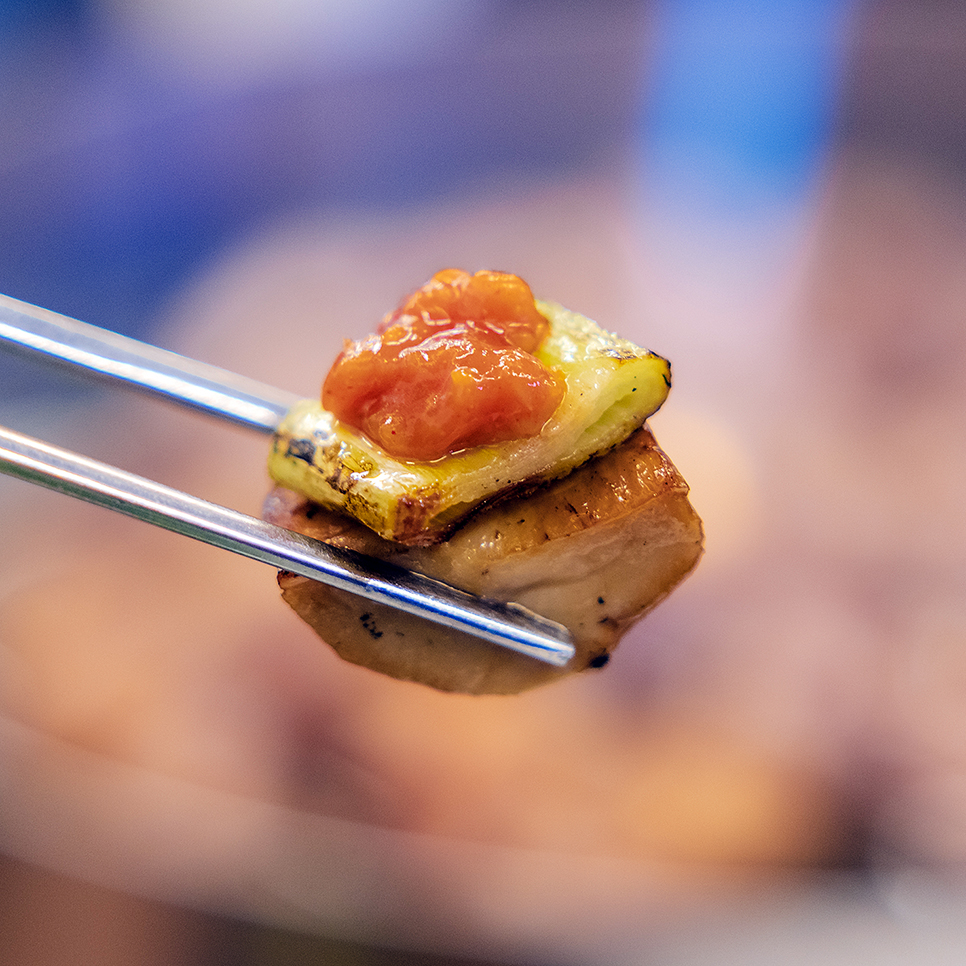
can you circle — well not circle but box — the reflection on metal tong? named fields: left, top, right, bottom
left=0, top=293, right=575, bottom=668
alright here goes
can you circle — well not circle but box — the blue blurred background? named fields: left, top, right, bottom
left=0, top=0, right=643, bottom=347
left=0, top=0, right=848, bottom=392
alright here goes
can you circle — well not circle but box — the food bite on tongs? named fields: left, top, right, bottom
left=263, top=269, right=704, bottom=694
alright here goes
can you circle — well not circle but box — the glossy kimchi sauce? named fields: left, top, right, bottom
left=322, top=270, right=566, bottom=461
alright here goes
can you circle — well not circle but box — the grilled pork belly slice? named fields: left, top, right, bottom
left=263, top=426, right=704, bottom=695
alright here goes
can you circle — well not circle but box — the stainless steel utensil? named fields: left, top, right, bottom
left=0, top=293, right=574, bottom=667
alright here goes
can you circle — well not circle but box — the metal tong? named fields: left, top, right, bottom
left=0, top=293, right=574, bottom=667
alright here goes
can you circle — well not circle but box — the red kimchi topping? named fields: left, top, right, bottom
left=322, top=269, right=565, bottom=461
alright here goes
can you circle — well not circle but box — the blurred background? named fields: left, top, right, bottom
left=2, top=0, right=966, bottom=962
